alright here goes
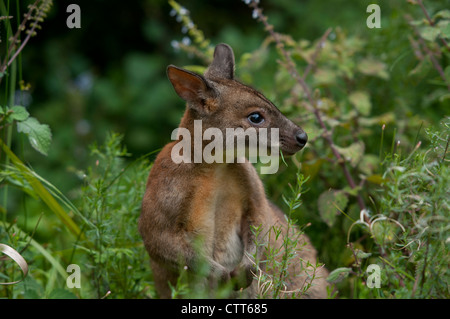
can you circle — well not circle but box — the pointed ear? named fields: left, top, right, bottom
left=167, top=65, right=216, bottom=111
left=204, top=43, right=235, bottom=80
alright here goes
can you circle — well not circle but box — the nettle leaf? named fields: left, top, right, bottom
left=318, top=190, right=349, bottom=227
left=439, top=21, right=450, bottom=39
left=17, top=117, right=52, bottom=156
left=356, top=250, right=372, bottom=259
left=10, top=105, right=30, bottom=122
left=349, top=91, right=371, bottom=116
left=313, top=68, right=337, bottom=86
left=420, top=26, right=440, bottom=42
left=357, top=58, right=389, bottom=80
left=335, top=141, right=365, bottom=167
left=327, top=267, right=352, bottom=284
left=433, top=9, right=450, bottom=21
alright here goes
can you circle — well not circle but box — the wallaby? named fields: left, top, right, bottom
left=139, top=43, right=328, bottom=298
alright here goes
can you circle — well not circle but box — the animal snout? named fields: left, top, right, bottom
left=295, top=130, right=308, bottom=148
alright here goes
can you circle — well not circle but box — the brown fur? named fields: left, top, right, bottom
left=139, top=43, right=328, bottom=298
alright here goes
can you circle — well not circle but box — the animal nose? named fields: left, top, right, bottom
left=295, top=130, right=308, bottom=148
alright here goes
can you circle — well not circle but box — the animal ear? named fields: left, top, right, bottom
left=167, top=65, right=216, bottom=111
left=204, top=43, right=235, bottom=80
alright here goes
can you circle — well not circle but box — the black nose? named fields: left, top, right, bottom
left=295, top=131, right=308, bottom=148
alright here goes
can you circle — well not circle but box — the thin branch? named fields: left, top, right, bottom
left=405, top=14, right=450, bottom=91
left=302, top=28, right=332, bottom=81
left=416, top=0, right=450, bottom=51
left=3, top=22, right=38, bottom=72
left=0, top=0, right=51, bottom=86
left=0, top=0, right=39, bottom=73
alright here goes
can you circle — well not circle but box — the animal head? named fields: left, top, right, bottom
left=167, top=43, right=307, bottom=157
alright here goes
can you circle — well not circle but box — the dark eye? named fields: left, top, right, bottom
left=247, top=112, right=264, bottom=125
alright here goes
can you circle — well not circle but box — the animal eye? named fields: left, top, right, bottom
left=247, top=112, right=264, bottom=125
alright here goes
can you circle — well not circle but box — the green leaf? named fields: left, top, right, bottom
left=357, top=58, right=389, bottom=80
left=327, top=267, right=352, bottom=283
left=439, top=21, right=450, bottom=39
left=47, top=288, right=78, bottom=299
left=318, top=190, right=349, bottom=227
left=342, top=185, right=362, bottom=197
left=358, top=154, right=379, bottom=176
left=10, top=105, right=30, bottom=122
left=349, top=91, right=371, bottom=116
left=17, top=117, right=52, bottom=156
left=366, top=174, right=387, bottom=185
left=433, top=9, right=450, bottom=20
left=408, top=19, right=424, bottom=27
left=335, top=141, right=365, bottom=167
left=356, top=250, right=372, bottom=259
left=313, top=68, right=337, bottom=86
left=420, top=26, right=440, bottom=42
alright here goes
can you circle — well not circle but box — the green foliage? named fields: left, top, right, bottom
left=74, top=133, right=153, bottom=298
left=250, top=173, right=324, bottom=299
left=1, top=105, right=52, bottom=155
left=375, top=118, right=449, bottom=298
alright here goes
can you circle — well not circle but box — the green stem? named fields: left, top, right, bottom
left=0, top=138, right=85, bottom=240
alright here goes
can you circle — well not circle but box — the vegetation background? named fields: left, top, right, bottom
left=0, top=0, right=448, bottom=298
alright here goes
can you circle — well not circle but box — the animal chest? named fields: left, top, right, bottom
left=186, top=165, right=248, bottom=271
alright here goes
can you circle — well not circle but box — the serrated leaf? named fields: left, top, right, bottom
left=17, top=117, right=52, bottom=156
left=356, top=250, right=372, bottom=259
left=318, top=190, right=349, bottom=227
left=420, top=26, right=440, bottom=42
left=342, top=185, right=362, bottom=197
left=433, top=9, right=450, bottom=20
left=349, top=91, right=371, bottom=116
left=335, top=141, right=365, bottom=167
left=327, top=267, right=352, bottom=283
left=439, top=21, right=450, bottom=39
left=408, top=19, right=424, bottom=27
left=357, top=58, right=389, bottom=80
left=10, top=105, right=30, bottom=122
left=313, top=68, right=337, bottom=86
